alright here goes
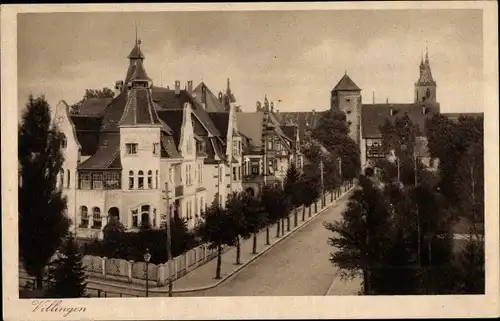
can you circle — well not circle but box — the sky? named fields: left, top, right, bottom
left=17, top=9, right=483, bottom=115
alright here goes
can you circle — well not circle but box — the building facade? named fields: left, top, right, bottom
left=53, top=39, right=243, bottom=239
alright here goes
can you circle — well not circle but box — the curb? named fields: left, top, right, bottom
left=159, top=185, right=354, bottom=294
left=88, top=185, right=355, bottom=295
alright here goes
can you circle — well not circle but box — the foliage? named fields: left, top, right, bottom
left=85, top=217, right=197, bottom=264
left=284, top=163, right=303, bottom=208
left=260, top=185, right=290, bottom=223
left=300, top=177, right=321, bottom=207
left=452, top=239, right=485, bottom=294
left=324, top=175, right=393, bottom=284
left=18, top=95, right=71, bottom=289
left=311, top=110, right=360, bottom=180
left=70, top=87, right=114, bottom=114
left=47, top=235, right=88, bottom=298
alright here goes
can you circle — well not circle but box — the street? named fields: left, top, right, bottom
left=175, top=192, right=361, bottom=296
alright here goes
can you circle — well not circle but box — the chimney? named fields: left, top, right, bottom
left=422, top=106, right=427, bottom=115
left=218, top=92, right=223, bottom=102
left=175, top=80, right=180, bottom=95
left=256, top=101, right=262, bottom=112
left=386, top=97, right=389, bottom=104
left=390, top=106, right=394, bottom=116
left=187, top=80, right=193, bottom=93
left=372, top=91, right=375, bottom=104
left=114, top=80, right=124, bottom=96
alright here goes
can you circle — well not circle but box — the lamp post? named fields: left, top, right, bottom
left=361, top=212, right=370, bottom=295
left=144, top=248, right=151, bottom=297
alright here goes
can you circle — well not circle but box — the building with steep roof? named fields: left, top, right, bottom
left=358, top=48, right=441, bottom=170
left=52, top=39, right=243, bottom=239
left=237, top=95, right=304, bottom=196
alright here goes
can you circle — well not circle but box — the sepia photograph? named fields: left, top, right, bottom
left=2, top=2, right=499, bottom=320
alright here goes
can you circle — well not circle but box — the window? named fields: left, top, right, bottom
left=346, top=98, right=351, bottom=103
left=366, top=139, right=384, bottom=158
left=153, top=208, right=157, bottom=227
left=92, top=172, right=103, bottom=189
left=138, top=171, right=144, bottom=189
left=188, top=165, right=192, bottom=185
left=129, top=170, right=134, bottom=189
left=185, top=166, right=189, bottom=185
left=233, top=167, right=237, bottom=181
left=347, top=121, right=352, bottom=126
left=346, top=109, right=352, bottom=114
left=80, top=172, right=91, bottom=189
left=126, top=143, right=138, bottom=155
left=60, top=170, right=64, bottom=188
left=219, top=166, right=223, bottom=182
left=267, top=137, right=273, bottom=150
left=251, top=162, right=259, bottom=174
left=155, top=170, right=159, bottom=189
left=147, top=170, right=153, bottom=189
left=426, top=88, right=430, bottom=98
left=153, top=143, right=160, bottom=155
left=198, top=164, right=203, bottom=183
left=92, top=207, right=101, bottom=229
left=66, top=170, right=71, bottom=188
left=199, top=197, right=204, bottom=215
left=132, top=209, right=138, bottom=228
left=429, top=158, right=435, bottom=168
left=61, top=134, right=67, bottom=149
left=104, top=172, right=120, bottom=189
left=80, top=206, right=89, bottom=227
left=141, top=205, right=150, bottom=228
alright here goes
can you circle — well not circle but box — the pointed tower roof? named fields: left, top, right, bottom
left=332, top=73, right=361, bottom=92
left=130, top=59, right=151, bottom=82
left=416, top=47, right=436, bottom=85
left=127, top=39, right=145, bottom=60
left=226, top=78, right=236, bottom=103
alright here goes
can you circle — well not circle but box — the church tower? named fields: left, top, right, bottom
left=414, top=47, right=437, bottom=103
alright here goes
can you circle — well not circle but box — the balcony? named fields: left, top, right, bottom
left=175, top=185, right=184, bottom=198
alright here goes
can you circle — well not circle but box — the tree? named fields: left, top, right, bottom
left=311, top=110, right=361, bottom=181
left=225, top=192, right=249, bottom=265
left=261, top=185, right=290, bottom=239
left=324, top=175, right=393, bottom=294
left=241, top=193, right=267, bottom=254
left=18, top=95, right=71, bottom=289
left=47, top=234, right=88, bottom=298
left=453, top=238, right=485, bottom=294
left=195, top=201, right=235, bottom=279
left=284, top=163, right=303, bottom=228
left=300, top=177, right=320, bottom=219
left=70, top=87, right=114, bottom=114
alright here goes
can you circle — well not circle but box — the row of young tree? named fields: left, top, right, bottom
left=195, top=163, right=324, bottom=279
left=325, top=112, right=484, bottom=294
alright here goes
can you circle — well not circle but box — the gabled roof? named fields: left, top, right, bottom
left=192, top=82, right=225, bottom=112
left=275, top=111, right=325, bottom=142
left=151, top=86, right=222, bottom=138
left=237, top=112, right=263, bottom=149
left=282, top=125, right=297, bottom=141
left=118, top=87, right=162, bottom=127
left=78, top=98, right=113, bottom=116
left=157, top=110, right=183, bottom=146
left=70, top=116, right=103, bottom=156
left=78, top=133, right=121, bottom=170
left=332, top=73, right=361, bottom=92
left=100, top=91, right=128, bottom=132
left=208, top=112, right=229, bottom=137
left=361, top=103, right=440, bottom=138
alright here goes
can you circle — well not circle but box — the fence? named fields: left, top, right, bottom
left=81, top=243, right=222, bottom=287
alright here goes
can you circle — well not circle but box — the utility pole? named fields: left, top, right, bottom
left=164, top=181, right=173, bottom=297
left=320, top=157, right=325, bottom=207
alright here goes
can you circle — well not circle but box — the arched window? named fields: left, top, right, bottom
left=61, top=134, right=67, bottom=149
left=66, top=169, right=71, bottom=188
left=426, top=88, right=430, bottom=98
left=141, top=205, right=150, bottom=228
left=129, top=170, right=134, bottom=189
left=80, top=206, right=88, bottom=227
left=138, top=170, right=144, bottom=189
left=60, top=169, right=64, bottom=188
left=147, top=170, right=153, bottom=189
left=92, top=207, right=101, bottom=229
left=155, top=170, right=159, bottom=189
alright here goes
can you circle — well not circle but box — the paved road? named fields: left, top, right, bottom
left=175, top=192, right=360, bottom=296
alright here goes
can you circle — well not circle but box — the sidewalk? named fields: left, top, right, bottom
left=88, top=183, right=355, bottom=294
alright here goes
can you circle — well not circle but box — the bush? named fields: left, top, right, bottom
left=83, top=217, right=199, bottom=264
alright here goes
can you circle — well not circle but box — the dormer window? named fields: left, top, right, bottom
left=346, top=109, right=352, bottom=114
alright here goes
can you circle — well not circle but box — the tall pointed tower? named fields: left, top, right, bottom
left=414, top=47, right=437, bottom=103
left=331, top=73, right=362, bottom=145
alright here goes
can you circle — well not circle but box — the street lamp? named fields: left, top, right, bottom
left=144, top=248, right=151, bottom=297
left=361, top=212, right=370, bottom=295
